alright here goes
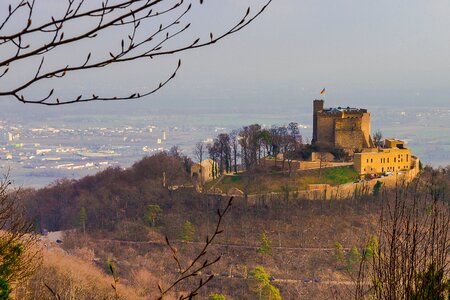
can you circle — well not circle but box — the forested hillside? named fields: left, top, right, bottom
left=15, top=153, right=450, bottom=299
left=22, top=152, right=192, bottom=232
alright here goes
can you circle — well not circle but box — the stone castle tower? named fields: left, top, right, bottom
left=312, top=100, right=374, bottom=152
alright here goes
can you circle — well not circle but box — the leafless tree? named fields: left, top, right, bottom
left=229, top=129, right=240, bottom=173
left=354, top=169, right=450, bottom=299
left=373, top=130, right=384, bottom=148
left=0, top=0, right=271, bottom=105
left=239, top=124, right=261, bottom=171
left=193, top=141, right=205, bottom=165
left=193, top=141, right=205, bottom=188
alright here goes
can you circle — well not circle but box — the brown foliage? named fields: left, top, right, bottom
left=17, top=249, right=144, bottom=300
left=0, top=176, right=41, bottom=292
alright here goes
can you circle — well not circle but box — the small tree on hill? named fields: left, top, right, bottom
left=209, top=293, right=226, bottom=300
left=373, top=181, right=383, bottom=197
left=256, top=231, right=272, bottom=255
left=347, top=246, right=362, bottom=272
left=333, top=241, right=345, bottom=264
left=363, top=235, right=379, bottom=259
left=248, top=266, right=281, bottom=300
left=181, top=220, right=196, bottom=242
left=143, top=204, right=163, bottom=227
left=78, top=207, right=87, bottom=234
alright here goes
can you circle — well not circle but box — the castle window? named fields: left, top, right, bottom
left=366, top=159, right=369, bottom=163
left=371, top=158, right=373, bottom=163
left=388, top=158, right=390, bottom=163
left=394, top=157, right=396, bottom=163
left=406, top=154, right=409, bottom=161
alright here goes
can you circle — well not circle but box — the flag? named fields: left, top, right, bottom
left=320, top=88, right=326, bottom=95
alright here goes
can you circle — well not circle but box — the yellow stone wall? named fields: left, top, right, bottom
left=385, top=139, right=405, bottom=148
left=354, top=147, right=412, bottom=175
left=316, top=114, right=335, bottom=147
left=314, top=106, right=372, bottom=151
left=335, top=116, right=366, bottom=150
left=191, top=159, right=217, bottom=182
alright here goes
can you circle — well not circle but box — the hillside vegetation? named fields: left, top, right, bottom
left=16, top=153, right=450, bottom=299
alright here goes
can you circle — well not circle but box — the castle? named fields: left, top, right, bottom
left=312, top=99, right=374, bottom=152
left=312, top=100, right=417, bottom=176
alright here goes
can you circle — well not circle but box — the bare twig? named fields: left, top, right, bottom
left=0, top=0, right=272, bottom=105
left=158, top=196, right=233, bottom=299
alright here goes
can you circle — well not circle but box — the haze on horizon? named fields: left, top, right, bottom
left=1, top=0, right=450, bottom=117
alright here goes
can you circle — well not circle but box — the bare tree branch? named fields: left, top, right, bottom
left=158, top=197, right=233, bottom=299
left=0, top=0, right=272, bottom=105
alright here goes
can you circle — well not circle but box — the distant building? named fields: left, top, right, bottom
left=191, top=159, right=218, bottom=183
left=312, top=100, right=374, bottom=152
left=354, top=139, right=413, bottom=175
left=311, top=100, right=418, bottom=176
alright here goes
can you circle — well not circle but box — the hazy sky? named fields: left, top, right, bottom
left=2, top=0, right=450, bottom=116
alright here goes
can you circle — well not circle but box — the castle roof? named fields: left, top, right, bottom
left=321, top=107, right=367, bottom=114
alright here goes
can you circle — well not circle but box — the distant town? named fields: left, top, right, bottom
left=1, top=105, right=449, bottom=187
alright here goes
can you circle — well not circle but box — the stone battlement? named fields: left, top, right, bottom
left=312, top=100, right=373, bottom=151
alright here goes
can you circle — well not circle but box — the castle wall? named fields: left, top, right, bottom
left=334, top=116, right=365, bottom=150
left=354, top=148, right=412, bottom=175
left=243, top=158, right=419, bottom=202
left=312, top=100, right=324, bottom=143
left=316, top=115, right=335, bottom=147
left=360, top=113, right=371, bottom=147
left=313, top=101, right=373, bottom=151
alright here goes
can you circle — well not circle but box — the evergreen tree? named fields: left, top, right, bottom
left=373, top=181, right=383, bottom=197
left=411, top=263, right=450, bottom=300
left=0, top=241, right=24, bottom=299
left=256, top=231, right=272, bottom=255
left=209, top=293, right=226, bottom=300
left=248, top=266, right=282, bottom=300
left=333, top=241, right=345, bottom=263
left=181, top=221, right=196, bottom=242
left=78, top=207, right=87, bottom=235
left=143, top=204, right=163, bottom=227
left=347, top=246, right=362, bottom=272
left=363, top=235, right=379, bottom=258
